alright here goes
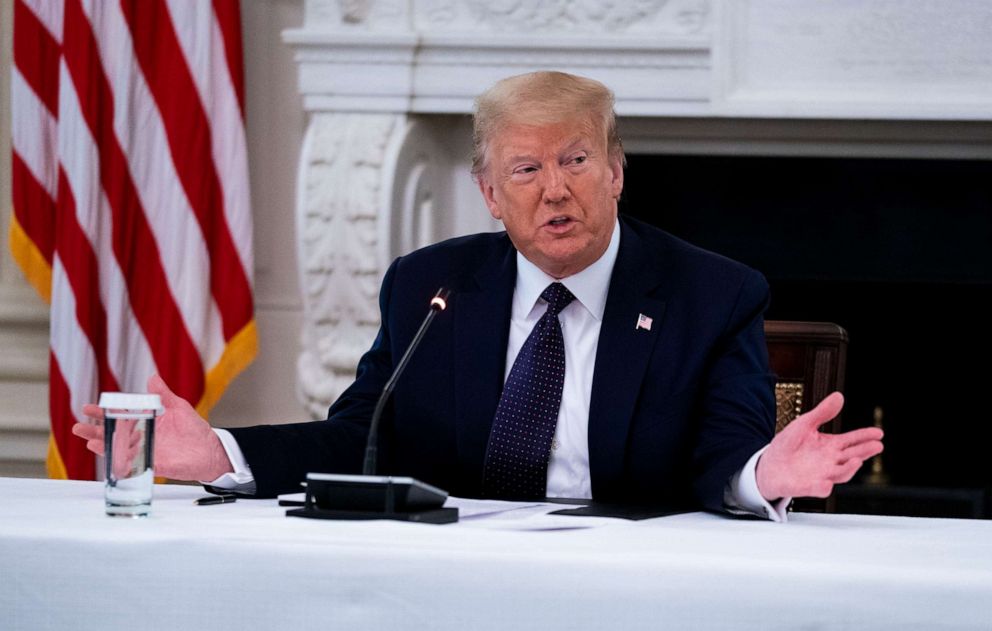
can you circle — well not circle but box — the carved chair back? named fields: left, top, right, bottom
left=765, top=320, right=848, bottom=434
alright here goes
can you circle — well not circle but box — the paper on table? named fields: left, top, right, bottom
left=443, top=497, right=559, bottom=520
left=444, top=497, right=625, bottom=531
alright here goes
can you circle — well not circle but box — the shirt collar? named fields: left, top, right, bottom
left=513, top=219, right=621, bottom=321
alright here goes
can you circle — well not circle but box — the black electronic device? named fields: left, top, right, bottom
left=285, top=473, right=457, bottom=524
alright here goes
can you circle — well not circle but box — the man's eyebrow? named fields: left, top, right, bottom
left=505, top=153, right=538, bottom=164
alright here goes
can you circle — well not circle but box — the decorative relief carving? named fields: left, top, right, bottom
left=417, top=0, right=709, bottom=35
left=421, top=0, right=458, bottom=25
left=304, top=0, right=712, bottom=34
left=468, top=0, right=668, bottom=32
left=338, top=0, right=373, bottom=24
left=306, top=0, right=407, bottom=30
left=669, top=0, right=709, bottom=34
left=415, top=47, right=707, bottom=69
left=296, top=112, right=402, bottom=418
left=306, top=0, right=712, bottom=34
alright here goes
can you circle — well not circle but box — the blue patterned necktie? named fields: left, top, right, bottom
left=483, top=282, right=576, bottom=499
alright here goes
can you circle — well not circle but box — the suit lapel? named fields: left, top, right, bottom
left=453, top=240, right=516, bottom=494
left=588, top=220, right=666, bottom=499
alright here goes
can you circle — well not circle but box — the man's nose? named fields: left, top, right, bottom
left=542, top=166, right=570, bottom=204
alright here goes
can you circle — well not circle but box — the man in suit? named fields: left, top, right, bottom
left=74, top=71, right=883, bottom=520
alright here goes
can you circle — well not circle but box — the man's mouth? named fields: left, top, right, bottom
left=547, top=216, right=571, bottom=226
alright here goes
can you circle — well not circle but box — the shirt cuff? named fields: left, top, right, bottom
left=200, top=429, right=256, bottom=495
left=724, top=446, right=790, bottom=523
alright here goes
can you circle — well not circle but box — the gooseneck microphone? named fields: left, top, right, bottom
left=286, top=287, right=459, bottom=524
left=363, top=287, right=451, bottom=476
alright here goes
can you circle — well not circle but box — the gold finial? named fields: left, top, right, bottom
left=863, top=406, right=889, bottom=486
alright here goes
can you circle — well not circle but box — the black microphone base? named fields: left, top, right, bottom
left=284, top=472, right=459, bottom=525
left=286, top=506, right=458, bottom=524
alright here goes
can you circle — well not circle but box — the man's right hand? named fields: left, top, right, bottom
left=71, top=374, right=235, bottom=482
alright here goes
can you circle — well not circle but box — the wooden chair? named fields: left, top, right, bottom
left=765, top=320, right=849, bottom=513
left=764, top=320, right=848, bottom=435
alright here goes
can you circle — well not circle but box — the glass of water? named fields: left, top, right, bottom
left=98, top=393, right=163, bottom=517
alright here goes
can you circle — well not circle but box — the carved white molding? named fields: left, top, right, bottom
left=290, top=0, right=992, bottom=119
left=304, top=0, right=709, bottom=34
left=416, top=0, right=708, bottom=35
left=286, top=0, right=713, bottom=116
left=295, top=112, right=404, bottom=418
left=295, top=111, right=458, bottom=417
left=305, top=0, right=407, bottom=30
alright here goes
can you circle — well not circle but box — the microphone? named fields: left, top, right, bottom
left=363, top=287, right=450, bottom=476
left=286, top=287, right=459, bottom=524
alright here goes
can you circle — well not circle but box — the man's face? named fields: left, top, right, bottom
left=477, top=118, right=624, bottom=279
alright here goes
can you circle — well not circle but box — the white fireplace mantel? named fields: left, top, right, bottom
left=284, top=0, right=992, bottom=417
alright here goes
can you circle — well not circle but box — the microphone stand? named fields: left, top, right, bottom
left=286, top=288, right=459, bottom=524
left=363, top=288, right=449, bottom=476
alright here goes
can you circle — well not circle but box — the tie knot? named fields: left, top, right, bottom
left=541, top=282, right=576, bottom=317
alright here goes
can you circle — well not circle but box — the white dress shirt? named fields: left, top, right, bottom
left=209, top=219, right=788, bottom=521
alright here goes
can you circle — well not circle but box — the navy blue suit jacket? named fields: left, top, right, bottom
left=230, top=216, right=775, bottom=511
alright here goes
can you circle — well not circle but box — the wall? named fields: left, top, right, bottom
left=0, top=0, right=310, bottom=477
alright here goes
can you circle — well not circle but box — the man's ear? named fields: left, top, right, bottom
left=477, top=176, right=502, bottom=220
left=609, top=155, right=624, bottom=199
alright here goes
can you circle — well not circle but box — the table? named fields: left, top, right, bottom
left=2, top=478, right=991, bottom=630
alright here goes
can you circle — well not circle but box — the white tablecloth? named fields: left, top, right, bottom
left=2, top=477, right=991, bottom=630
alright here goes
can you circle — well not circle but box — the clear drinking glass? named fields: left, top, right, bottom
left=98, top=393, right=163, bottom=517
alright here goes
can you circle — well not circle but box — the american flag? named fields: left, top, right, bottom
left=636, top=313, right=653, bottom=331
left=10, top=0, right=256, bottom=480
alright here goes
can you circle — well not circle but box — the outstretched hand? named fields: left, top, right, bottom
left=71, top=374, right=234, bottom=482
left=756, top=392, right=883, bottom=501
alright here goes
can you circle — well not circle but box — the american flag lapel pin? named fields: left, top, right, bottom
left=636, top=313, right=653, bottom=331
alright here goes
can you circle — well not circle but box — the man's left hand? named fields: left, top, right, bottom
left=756, top=392, right=884, bottom=501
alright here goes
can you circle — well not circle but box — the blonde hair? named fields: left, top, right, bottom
left=471, top=71, right=625, bottom=178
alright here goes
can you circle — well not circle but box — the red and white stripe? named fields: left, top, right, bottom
left=10, top=0, right=256, bottom=480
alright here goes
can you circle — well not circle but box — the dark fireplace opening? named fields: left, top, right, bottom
left=620, top=153, right=992, bottom=512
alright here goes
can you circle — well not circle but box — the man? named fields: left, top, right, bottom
left=74, top=71, right=883, bottom=520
